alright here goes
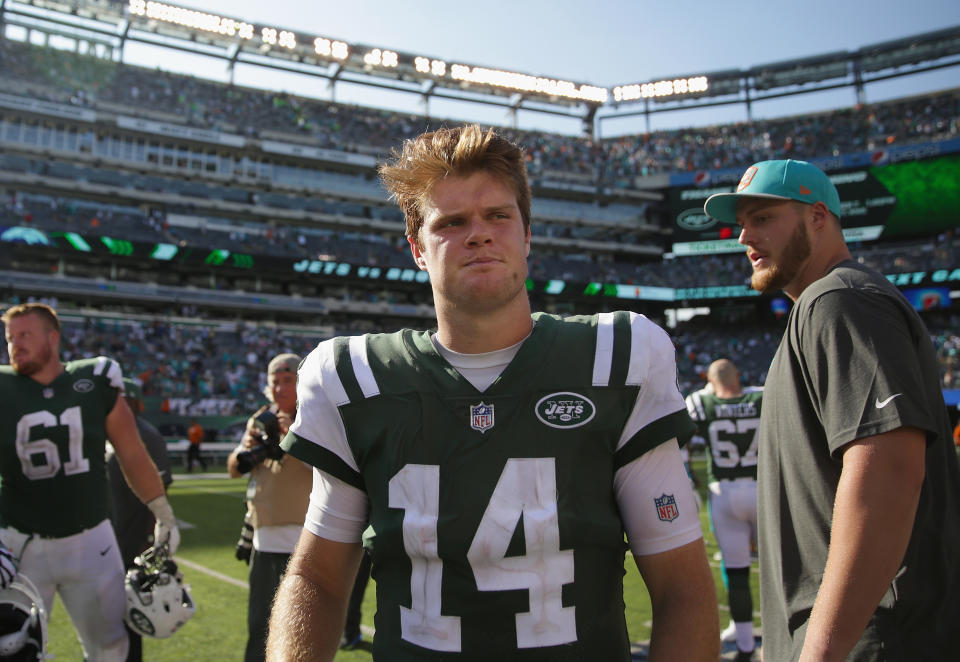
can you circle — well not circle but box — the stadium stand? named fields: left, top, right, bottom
left=3, top=28, right=960, bottom=440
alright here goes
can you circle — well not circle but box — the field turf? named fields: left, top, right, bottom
left=44, top=457, right=759, bottom=660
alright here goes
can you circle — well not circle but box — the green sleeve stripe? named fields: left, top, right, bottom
left=614, top=409, right=698, bottom=470
left=608, top=311, right=633, bottom=388
left=333, top=336, right=365, bottom=404
left=348, top=335, right=380, bottom=398
left=282, top=431, right=364, bottom=491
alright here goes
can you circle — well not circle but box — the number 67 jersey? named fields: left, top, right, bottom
left=284, top=312, right=698, bottom=661
left=0, top=357, right=122, bottom=537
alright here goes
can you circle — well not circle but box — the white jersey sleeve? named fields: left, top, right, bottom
left=617, top=313, right=692, bottom=450
left=288, top=341, right=369, bottom=542
left=288, top=341, right=359, bottom=472
left=615, top=439, right=704, bottom=556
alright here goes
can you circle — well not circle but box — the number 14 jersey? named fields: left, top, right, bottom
left=285, top=312, right=698, bottom=661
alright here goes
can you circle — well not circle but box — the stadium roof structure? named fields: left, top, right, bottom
left=1, top=0, right=959, bottom=134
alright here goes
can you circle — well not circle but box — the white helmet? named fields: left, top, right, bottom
left=123, top=548, right=195, bottom=639
left=0, top=574, right=47, bottom=661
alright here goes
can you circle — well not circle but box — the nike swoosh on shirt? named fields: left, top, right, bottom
left=875, top=394, right=902, bottom=409
left=99, top=546, right=112, bottom=556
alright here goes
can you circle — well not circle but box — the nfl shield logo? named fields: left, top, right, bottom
left=470, top=402, right=495, bottom=434
left=654, top=494, right=679, bottom=522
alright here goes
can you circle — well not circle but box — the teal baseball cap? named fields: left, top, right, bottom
left=704, top=159, right=842, bottom=223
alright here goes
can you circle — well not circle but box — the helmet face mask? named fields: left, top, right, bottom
left=124, top=548, right=195, bottom=639
left=0, top=575, right=47, bottom=662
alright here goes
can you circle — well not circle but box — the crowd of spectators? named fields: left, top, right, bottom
left=4, top=38, right=959, bottom=285
left=4, top=37, right=960, bottom=429
left=7, top=190, right=960, bottom=291
left=2, top=38, right=958, bottom=187
left=3, top=300, right=959, bottom=434
left=0, top=302, right=320, bottom=416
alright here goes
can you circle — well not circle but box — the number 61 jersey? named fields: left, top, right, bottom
left=0, top=357, right=122, bottom=537
left=284, top=312, right=697, bottom=661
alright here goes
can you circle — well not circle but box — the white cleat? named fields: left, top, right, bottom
left=720, top=620, right=737, bottom=643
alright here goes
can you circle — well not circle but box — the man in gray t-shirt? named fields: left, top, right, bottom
left=705, top=159, right=960, bottom=661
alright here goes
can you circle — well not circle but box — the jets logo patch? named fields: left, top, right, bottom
left=655, top=494, right=679, bottom=522
left=73, top=379, right=94, bottom=393
left=535, top=392, right=595, bottom=429
left=470, top=402, right=495, bottom=434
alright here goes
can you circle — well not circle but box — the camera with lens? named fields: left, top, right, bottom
left=234, top=510, right=254, bottom=563
left=235, top=409, right=284, bottom=474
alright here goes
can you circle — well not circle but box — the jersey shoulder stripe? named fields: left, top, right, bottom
left=537, top=311, right=633, bottom=389
left=686, top=390, right=707, bottom=422
left=332, top=336, right=365, bottom=404
left=331, top=330, right=420, bottom=403
left=67, top=356, right=124, bottom=387
left=590, top=311, right=633, bottom=387
left=609, top=311, right=633, bottom=387
left=349, top=334, right=378, bottom=399
left=626, top=313, right=674, bottom=387
left=92, top=356, right=121, bottom=383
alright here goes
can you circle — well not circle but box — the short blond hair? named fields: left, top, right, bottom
left=707, top=359, right=739, bottom=390
left=378, top=124, right=531, bottom=247
left=1, top=302, right=61, bottom=334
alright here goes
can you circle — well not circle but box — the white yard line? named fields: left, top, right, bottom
left=175, top=556, right=249, bottom=590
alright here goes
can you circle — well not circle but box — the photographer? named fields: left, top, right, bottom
left=227, top=353, right=311, bottom=662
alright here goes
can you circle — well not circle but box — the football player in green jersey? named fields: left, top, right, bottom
left=267, top=126, right=719, bottom=662
left=685, top=359, right=761, bottom=661
left=1, top=303, right=179, bottom=662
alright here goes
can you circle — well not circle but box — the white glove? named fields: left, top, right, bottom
left=0, top=543, right=17, bottom=589
left=147, top=495, right=181, bottom=555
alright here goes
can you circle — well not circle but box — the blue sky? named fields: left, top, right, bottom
left=115, top=0, right=960, bottom=136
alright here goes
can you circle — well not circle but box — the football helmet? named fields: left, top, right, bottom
left=123, top=548, right=195, bottom=639
left=0, top=574, right=46, bottom=662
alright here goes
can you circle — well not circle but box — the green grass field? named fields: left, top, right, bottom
left=44, top=457, right=759, bottom=661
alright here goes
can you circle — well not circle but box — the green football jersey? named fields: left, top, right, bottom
left=0, top=357, right=122, bottom=537
left=685, top=387, right=763, bottom=482
left=285, top=312, right=696, bottom=661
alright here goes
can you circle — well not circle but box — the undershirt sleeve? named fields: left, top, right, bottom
left=615, top=439, right=703, bottom=556
left=303, top=468, right=369, bottom=543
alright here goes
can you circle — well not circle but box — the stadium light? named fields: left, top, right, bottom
left=448, top=64, right=608, bottom=103
left=128, top=0, right=252, bottom=38
left=364, top=48, right=398, bottom=68
left=123, top=0, right=605, bottom=105
left=414, top=56, right=447, bottom=77
left=613, top=76, right=709, bottom=103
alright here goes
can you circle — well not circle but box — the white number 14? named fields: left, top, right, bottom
left=388, top=458, right=576, bottom=652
